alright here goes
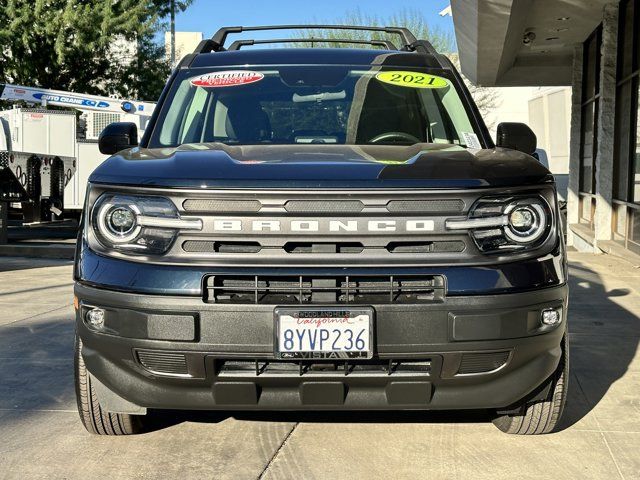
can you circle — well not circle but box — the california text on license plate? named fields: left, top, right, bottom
left=274, top=308, right=373, bottom=359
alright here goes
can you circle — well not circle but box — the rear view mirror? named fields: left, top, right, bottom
left=98, top=122, right=138, bottom=155
left=496, top=122, right=537, bottom=155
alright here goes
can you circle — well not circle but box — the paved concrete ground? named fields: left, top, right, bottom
left=0, top=252, right=639, bottom=479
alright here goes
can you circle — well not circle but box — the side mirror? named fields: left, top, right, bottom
left=98, top=122, right=138, bottom=155
left=534, top=148, right=550, bottom=168
left=496, top=122, right=537, bottom=155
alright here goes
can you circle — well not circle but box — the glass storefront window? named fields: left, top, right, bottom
left=619, top=0, right=636, bottom=79
left=634, top=96, right=640, bottom=203
left=580, top=102, right=597, bottom=194
left=614, top=81, right=633, bottom=200
left=579, top=27, right=601, bottom=203
left=614, top=0, right=640, bottom=206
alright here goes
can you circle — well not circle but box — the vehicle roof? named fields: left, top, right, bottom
left=187, top=48, right=446, bottom=69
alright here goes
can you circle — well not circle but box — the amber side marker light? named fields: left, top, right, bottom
left=73, top=296, right=79, bottom=311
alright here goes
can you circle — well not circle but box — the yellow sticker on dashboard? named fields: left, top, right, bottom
left=375, top=71, right=449, bottom=89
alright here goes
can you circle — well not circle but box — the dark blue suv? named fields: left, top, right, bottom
left=73, top=25, right=568, bottom=435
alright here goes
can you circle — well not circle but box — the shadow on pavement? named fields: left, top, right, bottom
left=0, top=257, right=73, bottom=273
left=142, top=409, right=492, bottom=433
left=555, top=261, right=639, bottom=431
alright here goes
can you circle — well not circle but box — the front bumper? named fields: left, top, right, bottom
left=75, top=282, right=568, bottom=411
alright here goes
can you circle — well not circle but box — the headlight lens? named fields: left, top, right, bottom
left=509, top=208, right=534, bottom=230
left=100, top=204, right=139, bottom=243
left=503, top=200, right=547, bottom=243
left=90, top=194, right=199, bottom=255
left=108, top=207, right=136, bottom=233
left=446, top=195, right=553, bottom=253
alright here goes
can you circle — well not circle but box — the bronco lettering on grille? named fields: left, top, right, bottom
left=210, top=219, right=435, bottom=233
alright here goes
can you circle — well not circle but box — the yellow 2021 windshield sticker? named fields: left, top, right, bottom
left=375, top=71, right=449, bottom=89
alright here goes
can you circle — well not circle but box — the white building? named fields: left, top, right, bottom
left=165, top=31, right=203, bottom=67
left=451, top=0, right=640, bottom=258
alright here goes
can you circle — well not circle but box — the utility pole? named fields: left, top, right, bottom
left=170, top=0, right=176, bottom=67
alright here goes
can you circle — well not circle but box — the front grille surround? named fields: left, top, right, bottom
left=173, top=189, right=479, bottom=266
left=86, top=185, right=556, bottom=267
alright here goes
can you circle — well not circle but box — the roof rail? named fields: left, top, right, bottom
left=196, top=25, right=422, bottom=53
left=227, top=38, right=398, bottom=51
left=410, top=40, right=440, bottom=57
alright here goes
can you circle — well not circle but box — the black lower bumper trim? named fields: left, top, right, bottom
left=76, top=282, right=567, bottom=411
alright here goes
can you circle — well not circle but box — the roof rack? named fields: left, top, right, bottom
left=227, top=38, right=398, bottom=51
left=194, top=25, right=425, bottom=54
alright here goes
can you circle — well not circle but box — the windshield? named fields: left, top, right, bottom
left=149, top=65, right=481, bottom=148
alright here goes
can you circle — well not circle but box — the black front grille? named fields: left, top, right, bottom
left=386, top=241, right=465, bottom=254
left=183, top=240, right=262, bottom=253
left=183, top=198, right=261, bottom=213
left=182, top=240, right=465, bottom=256
left=216, top=359, right=431, bottom=377
left=386, top=199, right=464, bottom=213
left=284, top=200, right=364, bottom=213
left=181, top=198, right=465, bottom=214
left=204, top=274, right=445, bottom=304
left=283, top=242, right=364, bottom=254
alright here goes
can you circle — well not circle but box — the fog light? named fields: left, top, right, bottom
left=542, top=308, right=562, bottom=326
left=86, top=308, right=105, bottom=329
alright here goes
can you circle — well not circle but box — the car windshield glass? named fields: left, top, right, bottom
left=150, top=65, right=479, bottom=148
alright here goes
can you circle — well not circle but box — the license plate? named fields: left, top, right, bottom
left=274, top=307, right=373, bottom=359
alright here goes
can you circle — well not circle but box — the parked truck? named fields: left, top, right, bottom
left=0, top=84, right=155, bottom=222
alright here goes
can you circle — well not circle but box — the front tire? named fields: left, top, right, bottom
left=493, top=336, right=569, bottom=435
left=74, top=334, right=145, bottom=435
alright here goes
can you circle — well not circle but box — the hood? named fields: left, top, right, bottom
left=89, top=143, right=553, bottom=189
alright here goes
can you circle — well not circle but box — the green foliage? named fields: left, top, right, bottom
left=296, top=8, right=455, bottom=53
left=106, top=23, right=171, bottom=101
left=0, top=0, right=172, bottom=100
left=151, top=0, right=194, bottom=17
left=296, top=9, right=499, bottom=124
left=448, top=53, right=500, bottom=128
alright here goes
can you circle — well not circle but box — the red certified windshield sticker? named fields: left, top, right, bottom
left=190, top=70, right=264, bottom=88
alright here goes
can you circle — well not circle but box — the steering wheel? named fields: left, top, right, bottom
left=368, top=132, right=422, bottom=145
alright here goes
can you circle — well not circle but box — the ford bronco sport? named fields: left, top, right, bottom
left=74, top=25, right=568, bottom=435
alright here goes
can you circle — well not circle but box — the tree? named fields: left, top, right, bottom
left=0, top=0, right=171, bottom=100
left=106, top=24, right=171, bottom=101
left=296, top=8, right=455, bottom=53
left=151, top=0, right=194, bottom=66
left=296, top=9, right=499, bottom=127
left=448, top=54, right=500, bottom=129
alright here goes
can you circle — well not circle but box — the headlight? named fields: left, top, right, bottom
left=97, top=202, right=141, bottom=244
left=503, top=200, right=547, bottom=243
left=90, top=194, right=202, bottom=255
left=446, top=195, right=553, bottom=253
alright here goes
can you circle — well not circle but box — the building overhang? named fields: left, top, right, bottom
left=450, top=0, right=610, bottom=86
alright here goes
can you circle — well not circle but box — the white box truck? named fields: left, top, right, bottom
left=0, top=83, right=155, bottom=222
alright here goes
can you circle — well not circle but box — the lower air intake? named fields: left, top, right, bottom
left=204, top=274, right=446, bottom=304
left=457, top=351, right=510, bottom=375
left=216, top=359, right=431, bottom=377
left=137, top=350, right=189, bottom=376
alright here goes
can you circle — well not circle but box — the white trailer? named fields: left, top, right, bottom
left=0, top=83, right=156, bottom=222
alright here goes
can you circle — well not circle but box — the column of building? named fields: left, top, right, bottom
left=567, top=3, right=619, bottom=251
left=567, top=43, right=583, bottom=248
left=594, top=3, right=619, bottom=246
